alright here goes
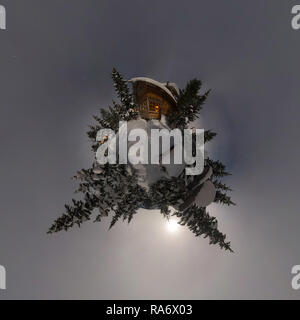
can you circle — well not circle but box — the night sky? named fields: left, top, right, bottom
left=1, top=0, right=300, bottom=299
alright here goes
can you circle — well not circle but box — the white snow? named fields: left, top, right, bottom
left=198, top=166, right=213, bottom=186
left=93, top=167, right=103, bottom=174
left=162, top=82, right=180, bottom=96
left=192, top=180, right=216, bottom=208
left=129, top=77, right=177, bottom=103
left=115, top=119, right=185, bottom=189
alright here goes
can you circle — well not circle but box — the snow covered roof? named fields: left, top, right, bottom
left=162, top=82, right=180, bottom=96
left=129, top=77, right=177, bottom=103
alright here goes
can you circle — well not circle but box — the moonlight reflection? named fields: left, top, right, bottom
left=167, top=219, right=179, bottom=233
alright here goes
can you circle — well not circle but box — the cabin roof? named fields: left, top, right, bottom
left=162, top=82, right=180, bottom=96
left=129, top=77, right=177, bottom=103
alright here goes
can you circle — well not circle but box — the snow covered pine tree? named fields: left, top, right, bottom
left=48, top=68, right=235, bottom=252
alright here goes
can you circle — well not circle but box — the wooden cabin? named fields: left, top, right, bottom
left=130, top=77, right=179, bottom=120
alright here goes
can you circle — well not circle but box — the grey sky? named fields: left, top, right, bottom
left=0, top=0, right=300, bottom=299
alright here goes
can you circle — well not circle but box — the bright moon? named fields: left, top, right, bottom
left=167, top=219, right=179, bottom=233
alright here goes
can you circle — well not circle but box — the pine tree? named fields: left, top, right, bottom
left=49, top=69, right=235, bottom=252
left=174, top=205, right=232, bottom=252
left=167, top=79, right=210, bottom=130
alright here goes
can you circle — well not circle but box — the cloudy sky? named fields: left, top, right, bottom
left=1, top=0, right=300, bottom=299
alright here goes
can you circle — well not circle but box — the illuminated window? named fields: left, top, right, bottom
left=139, top=94, right=162, bottom=119
left=148, top=96, right=161, bottom=114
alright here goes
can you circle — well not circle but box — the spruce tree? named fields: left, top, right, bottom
left=49, top=69, right=235, bottom=252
